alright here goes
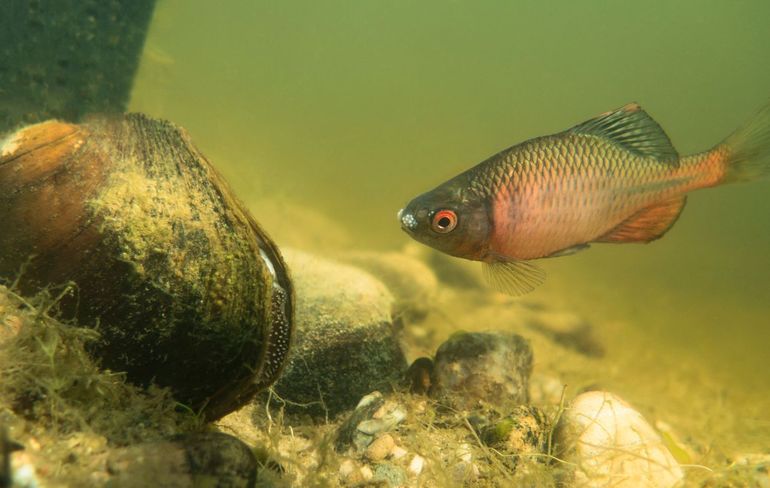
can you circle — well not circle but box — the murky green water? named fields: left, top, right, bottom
left=131, top=0, right=770, bottom=453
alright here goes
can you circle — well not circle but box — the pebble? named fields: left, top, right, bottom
left=430, top=331, right=533, bottom=410
left=336, top=392, right=386, bottom=452
left=338, top=458, right=356, bottom=478
left=339, top=459, right=374, bottom=485
left=478, top=405, right=549, bottom=471
left=556, top=391, right=684, bottom=488
left=272, top=249, right=407, bottom=417
left=390, top=445, right=408, bottom=460
left=372, top=463, right=408, bottom=487
left=11, top=452, right=39, bottom=488
left=359, top=465, right=374, bottom=481
left=336, top=392, right=406, bottom=453
left=357, top=406, right=407, bottom=435
left=408, top=454, right=425, bottom=476
left=365, top=434, right=396, bottom=461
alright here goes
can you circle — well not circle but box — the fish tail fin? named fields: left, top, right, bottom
left=719, top=101, right=770, bottom=183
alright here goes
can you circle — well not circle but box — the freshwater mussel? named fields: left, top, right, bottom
left=0, top=114, right=293, bottom=419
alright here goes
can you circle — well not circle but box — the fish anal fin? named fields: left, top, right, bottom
left=570, top=102, right=680, bottom=165
left=597, top=196, right=687, bottom=243
left=482, top=260, right=545, bottom=296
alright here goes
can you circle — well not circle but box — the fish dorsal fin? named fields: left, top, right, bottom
left=569, top=103, right=679, bottom=164
left=482, top=259, right=545, bottom=295
left=596, top=195, right=687, bottom=243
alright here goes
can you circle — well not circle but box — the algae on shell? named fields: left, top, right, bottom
left=0, top=114, right=293, bottom=419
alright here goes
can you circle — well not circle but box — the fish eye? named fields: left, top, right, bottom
left=431, top=210, right=458, bottom=233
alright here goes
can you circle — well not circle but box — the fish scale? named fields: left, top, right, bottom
left=472, top=134, right=685, bottom=260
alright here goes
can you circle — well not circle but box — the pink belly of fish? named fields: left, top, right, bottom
left=488, top=174, right=664, bottom=260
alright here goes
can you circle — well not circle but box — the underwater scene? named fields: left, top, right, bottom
left=0, top=0, right=769, bottom=486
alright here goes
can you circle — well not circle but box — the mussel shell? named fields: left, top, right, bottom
left=0, top=114, right=292, bottom=419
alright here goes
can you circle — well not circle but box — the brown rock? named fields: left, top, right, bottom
left=430, top=331, right=532, bottom=410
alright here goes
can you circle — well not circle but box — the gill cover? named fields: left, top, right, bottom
left=399, top=176, right=491, bottom=261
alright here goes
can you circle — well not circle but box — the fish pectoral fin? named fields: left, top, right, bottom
left=596, top=195, right=687, bottom=243
left=546, top=243, right=591, bottom=258
left=482, top=259, right=545, bottom=296
left=569, top=102, right=679, bottom=165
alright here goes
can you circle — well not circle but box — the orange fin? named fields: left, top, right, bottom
left=721, top=101, right=770, bottom=183
left=597, top=196, right=687, bottom=243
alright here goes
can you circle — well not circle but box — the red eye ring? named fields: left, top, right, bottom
left=431, top=210, right=458, bottom=233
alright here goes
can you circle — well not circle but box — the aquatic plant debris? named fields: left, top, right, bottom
left=0, top=284, right=201, bottom=485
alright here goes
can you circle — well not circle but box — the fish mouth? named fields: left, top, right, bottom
left=397, top=208, right=418, bottom=234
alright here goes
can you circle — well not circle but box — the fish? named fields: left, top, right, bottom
left=398, top=101, right=770, bottom=295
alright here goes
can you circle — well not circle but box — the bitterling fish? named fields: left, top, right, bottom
left=398, top=102, right=770, bottom=294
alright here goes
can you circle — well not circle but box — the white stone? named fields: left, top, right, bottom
left=408, top=454, right=425, bottom=476
left=390, top=445, right=408, bottom=460
left=339, top=459, right=373, bottom=485
left=11, top=452, right=39, bottom=488
left=558, top=391, right=683, bottom=488
left=339, top=459, right=355, bottom=478
left=359, top=465, right=374, bottom=481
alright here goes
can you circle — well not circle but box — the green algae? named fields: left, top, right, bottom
left=0, top=284, right=201, bottom=485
